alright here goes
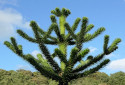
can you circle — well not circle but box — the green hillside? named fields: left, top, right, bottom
left=0, top=69, right=124, bottom=85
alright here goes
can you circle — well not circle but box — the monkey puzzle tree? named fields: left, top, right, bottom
left=4, top=8, right=121, bottom=85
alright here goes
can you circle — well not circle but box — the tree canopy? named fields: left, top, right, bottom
left=4, top=8, right=121, bottom=85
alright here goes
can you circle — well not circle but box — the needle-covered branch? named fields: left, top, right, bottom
left=69, top=59, right=110, bottom=80
left=72, top=53, right=105, bottom=73
left=4, top=38, right=23, bottom=57
left=84, top=27, right=105, bottom=42
left=64, top=22, right=77, bottom=40
left=17, top=29, right=57, bottom=44
left=4, top=41, right=16, bottom=53
left=54, top=48, right=68, bottom=64
left=37, top=54, right=55, bottom=73
left=85, top=24, right=94, bottom=33
left=4, top=38, right=61, bottom=80
left=30, top=21, right=61, bottom=73
left=37, top=25, right=58, bottom=42
left=77, top=17, right=88, bottom=44
left=65, top=18, right=81, bottom=40
left=52, top=23, right=64, bottom=42
left=10, top=37, right=20, bottom=53
left=62, top=8, right=71, bottom=17
left=43, top=39, right=58, bottom=45
left=68, top=47, right=79, bottom=65
left=72, top=35, right=121, bottom=74
left=91, top=27, right=105, bottom=39
left=50, top=15, right=57, bottom=23
left=17, top=29, right=37, bottom=43
left=75, top=60, right=91, bottom=70
left=37, top=54, right=52, bottom=68
left=22, top=54, right=62, bottom=81
left=51, top=8, right=71, bottom=17
left=103, top=35, right=109, bottom=54
left=72, top=48, right=90, bottom=65
left=107, top=38, right=121, bottom=54
left=43, top=24, right=55, bottom=40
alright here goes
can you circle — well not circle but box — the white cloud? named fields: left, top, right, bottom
left=105, top=54, right=120, bottom=60
left=105, top=53, right=116, bottom=58
left=106, top=58, right=125, bottom=72
left=31, top=50, right=41, bottom=58
left=0, top=8, right=30, bottom=42
left=88, top=46, right=98, bottom=53
left=16, top=65, right=31, bottom=70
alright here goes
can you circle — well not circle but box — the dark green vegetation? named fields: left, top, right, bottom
left=0, top=69, right=125, bottom=85
left=4, top=8, right=121, bottom=85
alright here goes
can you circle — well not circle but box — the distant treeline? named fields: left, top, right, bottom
left=0, top=69, right=125, bottom=85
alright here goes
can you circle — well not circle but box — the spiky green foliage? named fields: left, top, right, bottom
left=4, top=8, right=121, bottom=85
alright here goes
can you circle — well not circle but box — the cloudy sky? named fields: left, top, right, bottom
left=0, top=0, right=125, bottom=75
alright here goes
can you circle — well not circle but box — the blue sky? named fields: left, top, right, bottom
left=0, top=0, right=125, bottom=75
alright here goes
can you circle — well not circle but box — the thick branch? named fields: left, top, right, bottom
left=17, top=29, right=37, bottom=43
left=69, top=59, right=110, bottom=81
left=30, top=21, right=61, bottom=73
left=72, top=53, right=105, bottom=73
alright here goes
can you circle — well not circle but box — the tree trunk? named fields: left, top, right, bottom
left=58, top=81, right=68, bottom=85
